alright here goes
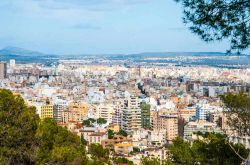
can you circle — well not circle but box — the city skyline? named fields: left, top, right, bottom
left=0, top=0, right=250, bottom=164
left=0, top=0, right=238, bottom=55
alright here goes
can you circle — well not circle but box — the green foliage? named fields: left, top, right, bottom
left=117, top=129, right=128, bottom=137
left=167, top=138, right=195, bottom=165
left=141, top=156, right=161, bottom=165
left=221, top=92, right=250, bottom=136
left=83, top=118, right=107, bottom=127
left=36, top=118, right=89, bottom=164
left=167, top=133, right=249, bottom=165
left=108, top=129, right=114, bottom=139
left=0, top=89, right=90, bottom=164
left=88, top=143, right=110, bottom=164
left=81, top=135, right=88, bottom=145
left=114, top=157, right=134, bottom=165
left=83, top=118, right=96, bottom=127
left=97, top=118, right=107, bottom=125
left=0, top=89, right=39, bottom=164
left=133, top=147, right=140, bottom=153
left=176, top=0, right=250, bottom=52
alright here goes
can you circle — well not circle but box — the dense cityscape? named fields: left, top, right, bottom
left=1, top=0, right=249, bottom=164
left=0, top=56, right=249, bottom=164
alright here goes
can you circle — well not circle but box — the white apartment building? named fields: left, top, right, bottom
left=195, top=103, right=212, bottom=121
left=112, top=101, right=123, bottom=125
left=121, top=96, right=142, bottom=133
left=96, top=102, right=114, bottom=124
left=53, top=98, right=68, bottom=122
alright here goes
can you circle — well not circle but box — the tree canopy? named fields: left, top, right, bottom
left=167, top=133, right=249, bottom=165
left=114, top=157, right=134, bottom=165
left=221, top=92, right=250, bottom=136
left=108, top=129, right=115, bottom=139
left=83, top=118, right=107, bottom=127
left=117, top=129, right=128, bottom=137
left=36, top=118, right=89, bottom=164
left=176, top=0, right=250, bottom=52
left=97, top=118, right=107, bottom=125
left=83, top=118, right=96, bottom=127
left=0, top=89, right=90, bottom=164
left=0, top=90, right=39, bottom=164
left=88, top=143, right=110, bottom=165
left=140, top=156, right=161, bottom=165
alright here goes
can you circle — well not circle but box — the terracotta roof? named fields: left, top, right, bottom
left=89, top=132, right=106, bottom=136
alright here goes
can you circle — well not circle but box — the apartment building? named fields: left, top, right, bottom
left=151, top=111, right=178, bottom=142
left=121, top=96, right=142, bottom=133
left=96, top=102, right=114, bottom=124
left=40, top=104, right=54, bottom=119
left=62, top=101, right=88, bottom=123
left=195, top=103, right=213, bottom=121
left=0, top=62, right=7, bottom=79
left=184, top=120, right=223, bottom=140
left=53, top=99, right=68, bottom=122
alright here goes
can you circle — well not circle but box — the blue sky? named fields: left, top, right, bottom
left=0, top=0, right=234, bottom=54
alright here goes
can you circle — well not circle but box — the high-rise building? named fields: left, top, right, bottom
left=53, top=99, right=68, bottom=122
left=9, top=59, right=15, bottom=68
left=141, top=102, right=151, bottom=129
left=121, top=96, right=142, bottom=133
left=112, top=103, right=123, bottom=126
left=0, top=62, right=7, bottom=79
left=151, top=111, right=178, bottom=142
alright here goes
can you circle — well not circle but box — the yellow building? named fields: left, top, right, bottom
left=108, top=124, right=120, bottom=133
left=69, top=101, right=88, bottom=116
left=102, top=135, right=131, bottom=150
left=114, top=142, right=133, bottom=156
left=62, top=102, right=88, bottom=123
left=40, top=104, right=54, bottom=119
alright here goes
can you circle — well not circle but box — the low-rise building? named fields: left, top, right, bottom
left=114, top=142, right=133, bottom=156
left=88, top=132, right=107, bottom=144
left=184, top=120, right=223, bottom=140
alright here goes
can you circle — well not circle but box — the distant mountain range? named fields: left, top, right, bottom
left=0, top=46, right=247, bottom=57
left=0, top=46, right=249, bottom=67
left=0, top=46, right=50, bottom=57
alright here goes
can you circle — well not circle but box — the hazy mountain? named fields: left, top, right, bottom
left=0, top=46, right=238, bottom=58
left=0, top=46, right=49, bottom=57
left=0, top=46, right=248, bottom=67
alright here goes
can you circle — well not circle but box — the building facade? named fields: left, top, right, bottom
left=121, top=96, right=142, bottom=133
